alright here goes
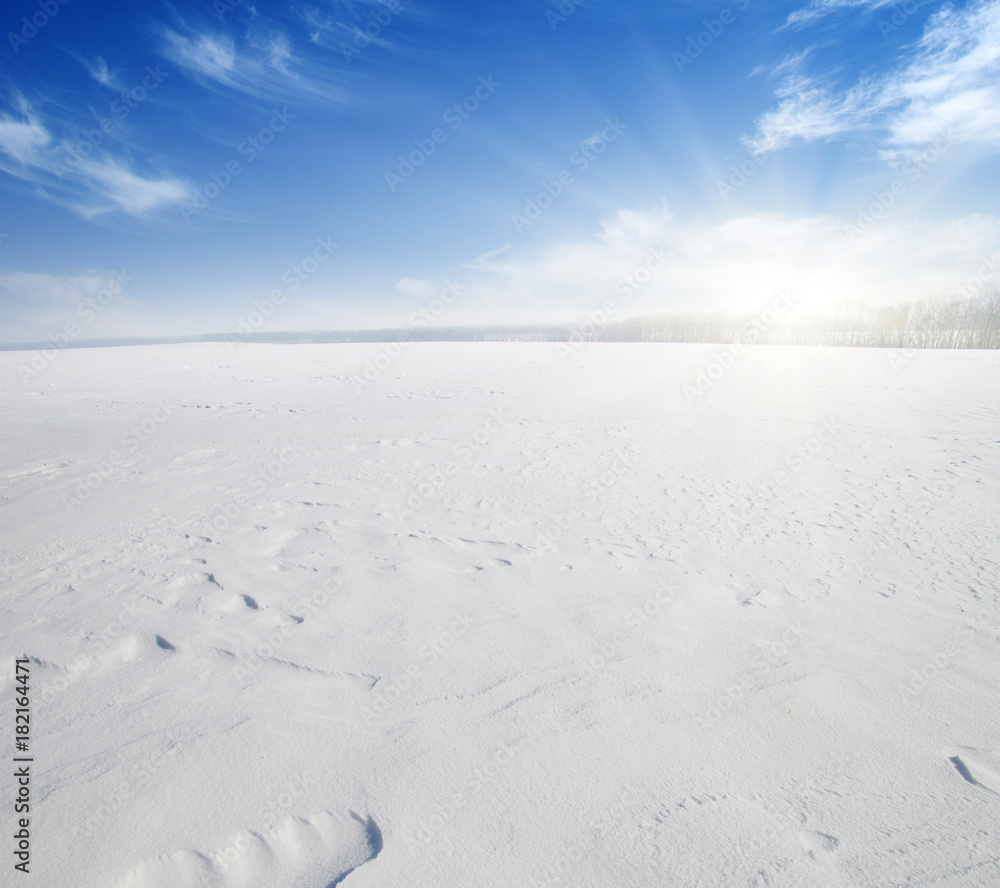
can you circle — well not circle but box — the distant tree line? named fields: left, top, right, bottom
left=585, top=290, right=1000, bottom=349
left=3, top=290, right=999, bottom=351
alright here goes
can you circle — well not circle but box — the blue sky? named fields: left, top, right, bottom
left=1, top=0, right=999, bottom=342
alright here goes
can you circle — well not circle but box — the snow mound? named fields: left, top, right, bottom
left=118, top=810, right=381, bottom=888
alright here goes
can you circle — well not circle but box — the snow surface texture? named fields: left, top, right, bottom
left=1, top=341, right=998, bottom=887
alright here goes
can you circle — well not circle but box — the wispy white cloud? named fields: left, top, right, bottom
left=746, top=0, right=1000, bottom=156
left=162, top=31, right=238, bottom=80
left=750, top=46, right=815, bottom=81
left=0, top=105, right=193, bottom=220
left=158, top=19, right=349, bottom=104
left=784, top=0, right=899, bottom=30
left=296, top=1, right=404, bottom=52
left=0, top=113, right=51, bottom=165
left=76, top=158, right=193, bottom=217
left=84, top=56, right=125, bottom=90
left=880, top=0, right=1000, bottom=151
left=743, top=76, right=880, bottom=154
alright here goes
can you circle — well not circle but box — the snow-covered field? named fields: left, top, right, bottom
left=2, top=341, right=999, bottom=887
